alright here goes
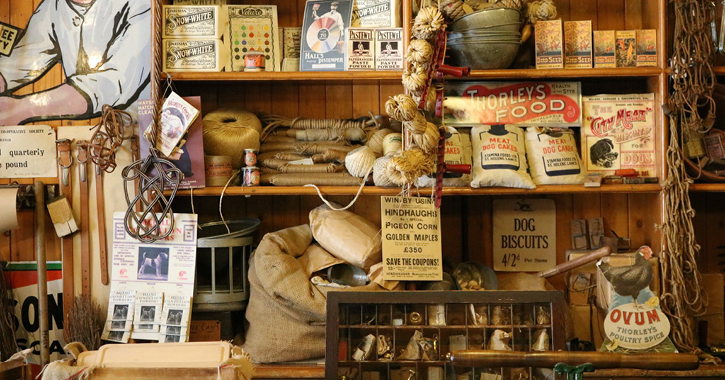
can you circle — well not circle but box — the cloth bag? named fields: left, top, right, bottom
left=243, top=224, right=381, bottom=363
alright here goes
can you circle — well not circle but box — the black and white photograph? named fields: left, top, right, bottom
left=166, top=309, right=184, bottom=325
left=137, top=324, right=155, bottom=330
left=164, top=334, right=181, bottom=343
left=112, top=305, right=129, bottom=320
left=139, top=306, right=156, bottom=322
left=165, top=326, right=182, bottom=335
left=107, top=331, right=124, bottom=342
left=137, top=247, right=170, bottom=281
left=111, top=320, right=127, bottom=329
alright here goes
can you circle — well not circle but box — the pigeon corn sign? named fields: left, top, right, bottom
left=597, top=246, right=676, bottom=353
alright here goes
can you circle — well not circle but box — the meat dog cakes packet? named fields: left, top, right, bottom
left=471, top=124, right=536, bottom=189
left=525, top=127, right=586, bottom=184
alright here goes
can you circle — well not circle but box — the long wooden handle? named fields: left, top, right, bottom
left=449, top=350, right=699, bottom=371
left=538, top=246, right=611, bottom=278
left=95, top=166, right=109, bottom=285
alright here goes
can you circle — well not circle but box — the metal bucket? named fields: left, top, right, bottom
left=194, top=219, right=260, bottom=312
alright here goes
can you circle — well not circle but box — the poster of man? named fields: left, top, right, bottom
left=0, top=0, right=151, bottom=125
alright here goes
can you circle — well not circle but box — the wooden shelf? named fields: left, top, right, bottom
left=162, top=71, right=403, bottom=81
left=170, top=183, right=662, bottom=197
left=689, top=183, right=725, bottom=192
left=452, top=67, right=663, bottom=80
left=714, top=66, right=725, bottom=75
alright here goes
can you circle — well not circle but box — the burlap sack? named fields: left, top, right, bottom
left=243, top=224, right=382, bottom=363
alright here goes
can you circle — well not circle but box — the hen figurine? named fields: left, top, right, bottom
left=597, top=245, right=653, bottom=309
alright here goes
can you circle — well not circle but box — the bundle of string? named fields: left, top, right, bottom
left=120, top=0, right=182, bottom=243
left=660, top=0, right=717, bottom=362
left=88, top=105, right=133, bottom=173
left=259, top=113, right=376, bottom=140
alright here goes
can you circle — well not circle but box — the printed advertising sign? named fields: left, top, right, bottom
left=5, top=262, right=66, bottom=364
left=381, top=196, right=442, bottom=281
left=582, top=93, right=656, bottom=177
left=492, top=199, right=556, bottom=272
left=0, top=125, right=56, bottom=178
left=443, top=81, right=582, bottom=127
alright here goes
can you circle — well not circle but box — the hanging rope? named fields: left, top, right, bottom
left=661, top=0, right=717, bottom=362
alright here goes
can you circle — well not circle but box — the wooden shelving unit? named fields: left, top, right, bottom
left=171, top=183, right=662, bottom=197
left=461, top=67, right=663, bottom=79
left=163, top=71, right=404, bottom=81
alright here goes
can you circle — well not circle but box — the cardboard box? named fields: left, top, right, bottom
left=375, top=28, right=404, bottom=70
left=535, top=20, right=564, bottom=69
left=636, top=29, right=657, bottom=67
left=596, top=254, right=660, bottom=310
left=346, top=28, right=375, bottom=70
left=593, top=30, right=615, bottom=68
left=163, top=39, right=228, bottom=72
left=564, top=21, right=592, bottom=68
left=615, top=30, right=636, bottom=67
left=162, top=5, right=226, bottom=39
left=570, top=304, right=607, bottom=348
left=700, top=273, right=724, bottom=344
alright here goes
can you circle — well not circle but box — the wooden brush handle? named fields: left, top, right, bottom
left=449, top=350, right=699, bottom=371
left=538, top=246, right=611, bottom=278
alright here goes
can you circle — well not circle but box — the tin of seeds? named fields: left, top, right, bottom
left=243, top=166, right=260, bottom=186
left=244, top=148, right=258, bottom=167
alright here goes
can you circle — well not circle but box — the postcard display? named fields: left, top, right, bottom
left=327, top=291, right=566, bottom=379
left=102, top=212, right=198, bottom=343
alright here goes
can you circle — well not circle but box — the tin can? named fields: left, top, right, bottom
left=243, top=166, right=260, bottom=186
left=244, top=148, right=258, bottom=167
left=244, top=51, right=265, bottom=72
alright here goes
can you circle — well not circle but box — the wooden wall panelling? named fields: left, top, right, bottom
left=625, top=0, right=644, bottom=30
left=627, top=193, right=661, bottom=250
left=568, top=0, right=597, bottom=28
left=439, top=196, right=464, bottom=265
left=548, top=194, right=574, bottom=290
left=690, top=195, right=713, bottom=272
left=326, top=81, right=353, bottom=118
left=702, top=194, right=725, bottom=274
left=554, top=0, right=571, bottom=22
left=597, top=0, right=626, bottom=30
left=601, top=194, right=630, bottom=241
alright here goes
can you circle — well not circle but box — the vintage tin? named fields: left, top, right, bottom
left=243, top=148, right=258, bottom=166
left=243, top=166, right=260, bottom=186
left=244, top=51, right=266, bottom=72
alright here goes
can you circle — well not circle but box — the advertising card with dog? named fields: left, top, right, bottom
left=109, top=212, right=198, bottom=341
left=582, top=94, right=655, bottom=177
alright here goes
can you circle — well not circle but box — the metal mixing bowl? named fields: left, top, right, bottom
left=446, top=41, right=521, bottom=69
left=449, top=8, right=522, bottom=32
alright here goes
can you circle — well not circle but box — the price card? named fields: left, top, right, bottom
left=381, top=196, right=442, bottom=281
left=493, top=198, right=556, bottom=272
left=0, top=125, right=57, bottom=178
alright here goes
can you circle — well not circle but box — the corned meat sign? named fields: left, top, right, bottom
left=443, top=82, right=582, bottom=127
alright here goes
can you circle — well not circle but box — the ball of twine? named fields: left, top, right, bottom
left=413, top=7, right=445, bottom=40
left=203, top=109, right=262, bottom=133
left=385, top=94, right=419, bottom=122
left=383, top=159, right=407, bottom=185
left=528, top=0, right=557, bottom=23
left=203, top=110, right=262, bottom=169
left=344, top=145, right=376, bottom=178
left=373, top=156, right=398, bottom=187
left=366, top=128, right=393, bottom=156
left=440, top=0, right=467, bottom=21
left=383, top=133, right=402, bottom=156
left=412, top=122, right=440, bottom=153
left=413, top=86, right=438, bottom=113
left=402, top=65, right=427, bottom=95
left=389, top=147, right=437, bottom=184
left=406, top=39, right=434, bottom=64
left=403, top=113, right=428, bottom=135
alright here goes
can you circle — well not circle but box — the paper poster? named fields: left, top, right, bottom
left=4, top=262, right=66, bottom=364
left=109, top=212, right=198, bottom=341
left=493, top=199, right=556, bottom=272
left=0, top=125, right=56, bottom=178
left=381, top=196, right=442, bottom=281
left=443, top=81, right=582, bottom=127
left=0, top=187, right=18, bottom=232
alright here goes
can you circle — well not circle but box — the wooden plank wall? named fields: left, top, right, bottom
left=2, top=0, right=665, bottom=293
left=691, top=193, right=725, bottom=275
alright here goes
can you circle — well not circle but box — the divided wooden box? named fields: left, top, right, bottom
left=326, top=291, right=566, bottom=380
